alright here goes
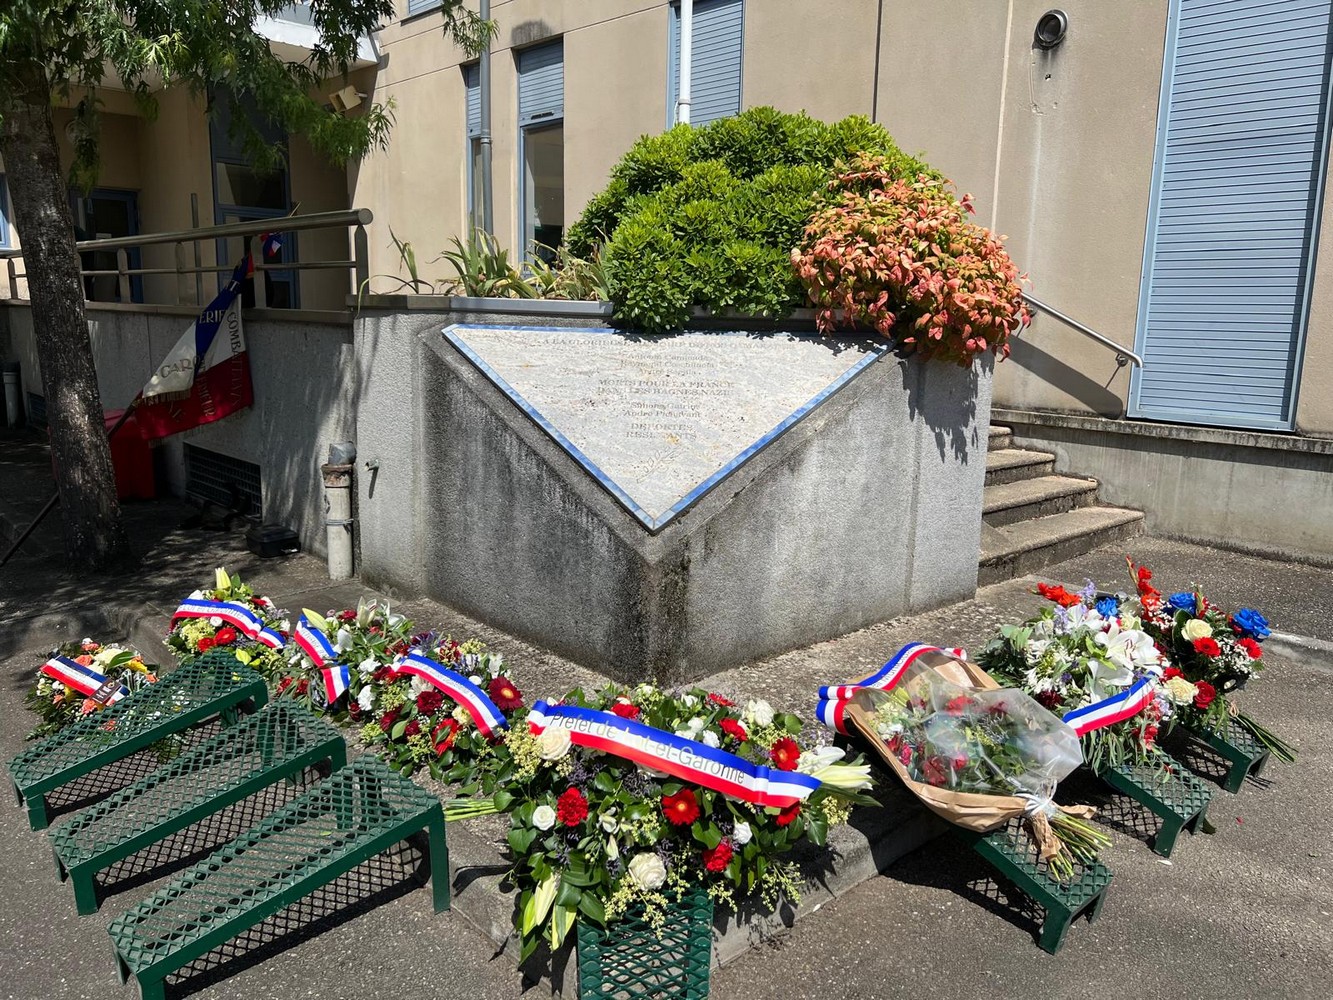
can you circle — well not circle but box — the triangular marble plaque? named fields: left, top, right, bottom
left=444, top=324, right=888, bottom=530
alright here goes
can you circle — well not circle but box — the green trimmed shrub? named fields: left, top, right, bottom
left=571, top=107, right=937, bottom=332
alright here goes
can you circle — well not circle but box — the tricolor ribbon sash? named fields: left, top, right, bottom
left=1061, top=677, right=1156, bottom=736
left=527, top=702, right=821, bottom=808
left=172, top=598, right=286, bottom=650
left=294, top=615, right=337, bottom=668
left=393, top=650, right=508, bottom=737
left=40, top=657, right=128, bottom=703
left=321, top=665, right=352, bottom=705
left=815, top=643, right=966, bottom=734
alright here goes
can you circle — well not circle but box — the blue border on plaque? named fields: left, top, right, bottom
left=443, top=324, right=889, bottom=532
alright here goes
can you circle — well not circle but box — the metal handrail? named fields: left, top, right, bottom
left=1022, top=292, right=1144, bottom=368
left=1, top=208, right=372, bottom=309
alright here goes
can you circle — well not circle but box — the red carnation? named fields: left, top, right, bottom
left=1035, top=690, right=1063, bottom=710
left=338, top=609, right=357, bottom=622
left=707, top=693, right=735, bottom=707
left=1162, top=667, right=1182, bottom=681
left=661, top=789, right=700, bottom=826
left=720, top=718, right=748, bottom=743
left=379, top=709, right=399, bottom=734
left=922, top=755, right=950, bottom=787
left=433, top=718, right=460, bottom=754
left=348, top=703, right=362, bottom=722
left=702, top=841, right=733, bottom=872
left=488, top=676, right=524, bottom=712
left=417, top=690, right=446, bottom=716
left=610, top=701, right=641, bottom=720
left=769, top=736, right=801, bottom=771
left=557, top=787, right=589, bottom=827
left=1238, top=638, right=1262, bottom=659
left=373, top=666, right=397, bottom=684
left=1193, top=681, right=1217, bottom=710
left=775, top=803, right=801, bottom=827
left=1036, top=582, right=1081, bottom=608
left=403, top=719, right=421, bottom=738
left=1192, top=637, right=1222, bottom=658
left=214, top=626, right=239, bottom=646
left=197, top=636, right=215, bottom=652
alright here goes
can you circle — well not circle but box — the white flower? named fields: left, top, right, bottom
left=732, top=821, right=753, bottom=846
left=1164, top=676, right=1199, bottom=706
left=334, top=627, right=353, bottom=652
left=357, top=686, right=375, bottom=712
left=681, top=694, right=699, bottom=709
left=674, top=729, right=697, bottom=741
left=537, top=725, right=572, bottom=761
left=468, top=675, right=483, bottom=686
left=606, top=836, right=620, bottom=862
left=627, top=853, right=666, bottom=890
left=599, top=810, right=619, bottom=834
left=532, top=805, right=556, bottom=831
left=797, top=745, right=845, bottom=774
left=488, top=653, right=505, bottom=677
left=209, top=616, right=224, bottom=627
left=358, top=657, right=378, bottom=678
left=1182, top=619, right=1213, bottom=642
left=452, top=705, right=471, bottom=725
left=277, top=619, right=291, bottom=633
left=93, top=646, right=121, bottom=666
left=409, top=676, right=430, bottom=698
left=743, top=699, right=774, bottom=728
left=1086, top=656, right=1134, bottom=698
left=700, top=730, right=720, bottom=748
left=187, top=590, right=204, bottom=601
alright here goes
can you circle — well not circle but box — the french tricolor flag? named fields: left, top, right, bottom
left=321, top=665, right=352, bottom=704
left=294, top=615, right=337, bottom=668
left=1062, top=678, right=1156, bottom=736
left=40, top=657, right=127, bottom=703
left=815, top=643, right=967, bottom=734
left=393, top=650, right=508, bottom=737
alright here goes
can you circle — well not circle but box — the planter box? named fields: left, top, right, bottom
left=355, top=302, right=993, bottom=683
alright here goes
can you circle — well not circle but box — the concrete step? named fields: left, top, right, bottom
left=984, top=447, right=1056, bottom=486
left=978, top=506, right=1145, bottom=585
left=988, top=425, right=1013, bottom=452
left=982, top=474, right=1099, bottom=528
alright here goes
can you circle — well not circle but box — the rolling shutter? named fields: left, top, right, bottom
left=464, top=63, right=480, bottom=138
left=406, top=0, right=441, bottom=16
left=1131, top=0, right=1333, bottom=430
left=668, top=0, right=744, bottom=126
left=518, top=41, right=564, bottom=126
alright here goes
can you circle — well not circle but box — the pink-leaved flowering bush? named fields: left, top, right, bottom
left=793, top=155, right=1030, bottom=366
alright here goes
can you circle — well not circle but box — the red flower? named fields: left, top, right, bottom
left=775, top=803, right=801, bottom=827
left=951, top=754, right=969, bottom=770
left=276, top=676, right=294, bottom=694
left=373, top=666, right=397, bottom=684
left=295, top=678, right=308, bottom=697
left=885, top=734, right=904, bottom=755
left=707, top=693, right=735, bottom=707
left=720, top=718, right=748, bottom=743
left=379, top=709, right=399, bottom=734
left=1192, top=637, right=1222, bottom=658
left=922, top=756, right=950, bottom=787
left=488, top=676, right=524, bottom=712
left=944, top=696, right=972, bottom=716
left=1143, top=724, right=1159, bottom=745
left=338, top=609, right=357, bottom=622
left=897, top=744, right=913, bottom=767
left=610, top=701, right=641, bottom=720
left=769, top=736, right=801, bottom=771
left=557, top=787, right=589, bottom=827
left=433, top=718, right=460, bottom=754
left=1238, top=638, right=1263, bottom=659
left=1036, top=582, right=1081, bottom=607
left=214, top=626, right=239, bottom=646
left=702, top=841, right=733, bottom=872
left=1162, top=667, right=1182, bottom=681
left=417, top=690, right=445, bottom=716
left=348, top=703, right=362, bottom=722
left=661, top=789, right=700, bottom=826
left=403, top=719, right=421, bottom=738
left=1034, top=690, right=1063, bottom=710
left=197, top=636, right=215, bottom=652
left=1193, top=681, right=1217, bottom=710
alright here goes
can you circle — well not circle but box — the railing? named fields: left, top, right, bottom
left=1, top=208, right=372, bottom=310
left=1023, top=292, right=1144, bottom=369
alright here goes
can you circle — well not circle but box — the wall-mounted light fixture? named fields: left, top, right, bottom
left=1034, top=9, right=1070, bottom=49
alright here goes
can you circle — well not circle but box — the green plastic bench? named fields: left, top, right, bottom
left=8, top=652, right=268, bottom=831
left=1184, top=717, right=1270, bottom=794
left=51, top=701, right=346, bottom=915
left=962, top=822, right=1113, bottom=954
left=107, top=756, right=448, bottom=1000
left=1093, top=759, right=1212, bottom=858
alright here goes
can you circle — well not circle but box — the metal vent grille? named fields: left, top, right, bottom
left=26, top=392, right=46, bottom=428
left=185, top=445, right=261, bottom=515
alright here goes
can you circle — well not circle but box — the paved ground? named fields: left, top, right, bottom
left=1, top=449, right=1329, bottom=999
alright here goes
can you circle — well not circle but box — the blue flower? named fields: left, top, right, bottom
left=1167, top=592, right=1198, bottom=614
left=1095, top=596, right=1120, bottom=618
left=1232, top=608, right=1270, bottom=640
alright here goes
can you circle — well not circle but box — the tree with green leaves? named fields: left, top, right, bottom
left=0, top=2, right=488, bottom=568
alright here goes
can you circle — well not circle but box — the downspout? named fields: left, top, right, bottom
left=479, top=0, right=495, bottom=235
left=676, top=0, right=693, bottom=125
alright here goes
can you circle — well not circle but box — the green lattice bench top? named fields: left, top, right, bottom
left=1100, top=761, right=1212, bottom=818
left=108, top=756, right=446, bottom=987
left=8, top=652, right=266, bottom=797
left=976, top=821, right=1112, bottom=907
left=1202, top=717, right=1267, bottom=758
left=51, top=701, right=345, bottom=873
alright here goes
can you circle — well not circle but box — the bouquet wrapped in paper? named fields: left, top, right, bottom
left=821, top=644, right=1108, bottom=878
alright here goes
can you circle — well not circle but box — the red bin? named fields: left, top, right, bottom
left=103, top=409, right=156, bottom=501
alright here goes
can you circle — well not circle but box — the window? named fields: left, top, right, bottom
left=406, top=0, right=442, bottom=17
left=517, top=41, right=564, bottom=263
left=0, top=173, right=10, bottom=248
left=464, top=63, right=483, bottom=233
left=668, top=0, right=744, bottom=127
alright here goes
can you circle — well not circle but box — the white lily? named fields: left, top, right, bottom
left=809, top=761, right=874, bottom=791
left=796, top=745, right=845, bottom=774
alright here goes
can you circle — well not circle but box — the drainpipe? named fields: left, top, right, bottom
left=676, top=0, right=693, bottom=125
left=479, top=0, right=495, bottom=236
left=322, top=443, right=356, bottom=581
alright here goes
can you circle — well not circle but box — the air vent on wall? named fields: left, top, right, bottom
left=26, top=393, right=46, bottom=428
left=185, top=444, right=262, bottom=516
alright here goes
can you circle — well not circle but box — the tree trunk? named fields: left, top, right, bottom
left=0, top=67, right=130, bottom=569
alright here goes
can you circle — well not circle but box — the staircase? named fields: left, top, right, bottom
left=979, top=426, right=1144, bottom=585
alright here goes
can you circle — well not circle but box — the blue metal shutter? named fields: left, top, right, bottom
left=518, top=41, right=564, bottom=126
left=1131, top=0, right=1333, bottom=431
left=464, top=63, right=481, bottom=138
left=668, top=0, right=744, bottom=126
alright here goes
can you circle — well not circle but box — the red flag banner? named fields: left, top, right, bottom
left=134, top=257, right=254, bottom=440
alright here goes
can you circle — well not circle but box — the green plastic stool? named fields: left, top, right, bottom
left=962, top=823, right=1113, bottom=954
left=51, top=702, right=346, bottom=914
left=576, top=886, right=713, bottom=999
left=8, top=653, right=267, bottom=831
left=1093, top=759, right=1212, bottom=858
left=1184, top=718, right=1270, bottom=794
left=107, top=757, right=447, bottom=1000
